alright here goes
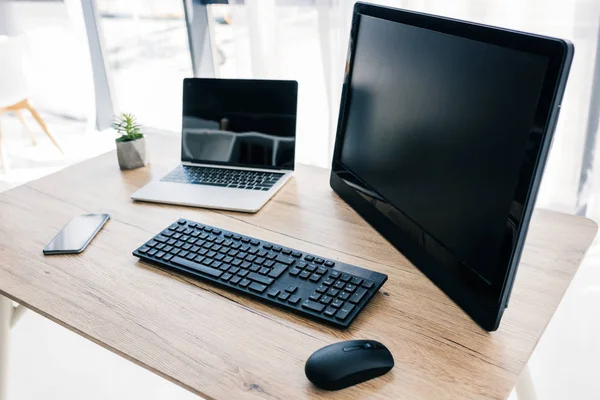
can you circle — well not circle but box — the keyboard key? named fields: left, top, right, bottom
left=249, top=282, right=267, bottom=293
left=248, top=272, right=274, bottom=286
left=272, top=246, right=282, bottom=252
left=250, top=239, right=260, bottom=246
left=179, top=250, right=189, bottom=258
left=345, top=284, right=357, bottom=293
left=228, top=266, right=240, bottom=274
left=138, top=246, right=149, bottom=254
left=329, top=270, right=341, bottom=279
left=288, top=295, right=301, bottom=305
left=339, top=292, right=350, bottom=301
left=327, top=288, right=340, bottom=297
left=340, top=273, right=352, bottom=282
left=309, top=274, right=321, bottom=283
left=275, top=255, right=294, bottom=265
left=315, top=258, right=324, bottom=264
left=302, top=300, right=325, bottom=313
left=306, top=265, right=316, bottom=272
left=334, top=281, right=345, bottom=290
left=230, top=276, right=242, bottom=285
left=323, top=278, right=335, bottom=286
left=250, top=265, right=260, bottom=272
left=350, top=288, right=368, bottom=304
left=263, top=244, right=272, bottom=250
left=351, top=277, right=363, bottom=286
left=282, top=249, right=292, bottom=255
left=292, top=251, right=302, bottom=258
left=259, top=267, right=270, bottom=275
left=332, top=299, right=344, bottom=308
left=324, top=307, right=337, bottom=317
left=317, top=266, right=327, bottom=275
left=309, top=293, right=321, bottom=301
left=268, top=263, right=288, bottom=279
left=278, top=292, right=290, bottom=301
left=285, top=285, right=297, bottom=293
left=297, top=261, right=307, bottom=269
left=267, top=289, right=280, bottom=297
left=239, top=279, right=251, bottom=288
left=237, top=270, right=249, bottom=277
left=319, top=295, right=333, bottom=305
left=219, top=264, right=230, bottom=271
left=289, top=268, right=301, bottom=276
left=163, top=254, right=173, bottom=262
left=335, top=303, right=355, bottom=321
left=305, top=255, right=314, bottom=262
left=299, top=271, right=311, bottom=279
left=316, top=285, right=327, bottom=293
left=172, top=257, right=222, bottom=278
left=362, top=280, right=374, bottom=289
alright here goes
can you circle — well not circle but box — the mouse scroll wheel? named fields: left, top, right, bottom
left=363, top=343, right=373, bottom=349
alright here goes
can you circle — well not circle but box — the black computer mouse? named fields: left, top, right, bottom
left=305, top=339, right=394, bottom=390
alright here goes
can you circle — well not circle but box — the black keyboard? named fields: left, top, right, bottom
left=161, top=165, right=284, bottom=191
left=133, top=219, right=388, bottom=328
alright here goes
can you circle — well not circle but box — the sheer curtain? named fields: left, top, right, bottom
left=216, top=0, right=600, bottom=218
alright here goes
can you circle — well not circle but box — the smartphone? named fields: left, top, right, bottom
left=43, top=214, right=110, bottom=255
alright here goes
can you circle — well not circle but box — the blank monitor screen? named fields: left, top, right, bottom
left=340, top=15, right=548, bottom=283
left=181, top=78, right=297, bottom=170
left=331, top=4, right=572, bottom=330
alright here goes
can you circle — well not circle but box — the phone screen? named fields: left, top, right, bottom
left=44, top=214, right=110, bottom=254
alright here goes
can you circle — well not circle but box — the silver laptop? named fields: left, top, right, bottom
left=132, top=78, right=298, bottom=213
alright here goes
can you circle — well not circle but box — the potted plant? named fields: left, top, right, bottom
left=113, top=113, right=147, bottom=170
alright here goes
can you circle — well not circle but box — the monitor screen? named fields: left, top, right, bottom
left=331, top=4, right=571, bottom=330
left=339, top=15, right=548, bottom=284
left=181, top=78, right=298, bottom=170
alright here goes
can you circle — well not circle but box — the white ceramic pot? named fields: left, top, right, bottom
left=116, top=137, right=147, bottom=170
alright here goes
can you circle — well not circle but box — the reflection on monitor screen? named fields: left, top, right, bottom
left=181, top=79, right=298, bottom=170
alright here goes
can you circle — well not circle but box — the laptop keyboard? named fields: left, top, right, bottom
left=161, top=165, right=285, bottom=191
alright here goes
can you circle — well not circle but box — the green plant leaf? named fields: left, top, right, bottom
left=113, top=112, right=144, bottom=139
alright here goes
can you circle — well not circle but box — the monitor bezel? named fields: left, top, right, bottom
left=181, top=78, right=298, bottom=171
left=330, top=2, right=573, bottom=331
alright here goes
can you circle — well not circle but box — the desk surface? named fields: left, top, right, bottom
left=0, top=132, right=596, bottom=400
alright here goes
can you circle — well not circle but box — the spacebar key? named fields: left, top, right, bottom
left=171, top=257, right=222, bottom=278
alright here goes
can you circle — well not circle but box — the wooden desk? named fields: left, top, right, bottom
left=0, top=132, right=596, bottom=400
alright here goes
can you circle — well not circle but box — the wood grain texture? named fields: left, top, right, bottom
left=0, top=130, right=596, bottom=400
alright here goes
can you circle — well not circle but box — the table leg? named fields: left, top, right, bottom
left=0, top=295, right=11, bottom=400
left=515, top=364, right=537, bottom=400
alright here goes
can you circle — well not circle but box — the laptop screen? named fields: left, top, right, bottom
left=181, top=78, right=298, bottom=170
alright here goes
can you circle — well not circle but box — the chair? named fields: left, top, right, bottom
left=0, top=35, right=63, bottom=172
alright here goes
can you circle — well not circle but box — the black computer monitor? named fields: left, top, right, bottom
left=330, top=3, right=573, bottom=331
